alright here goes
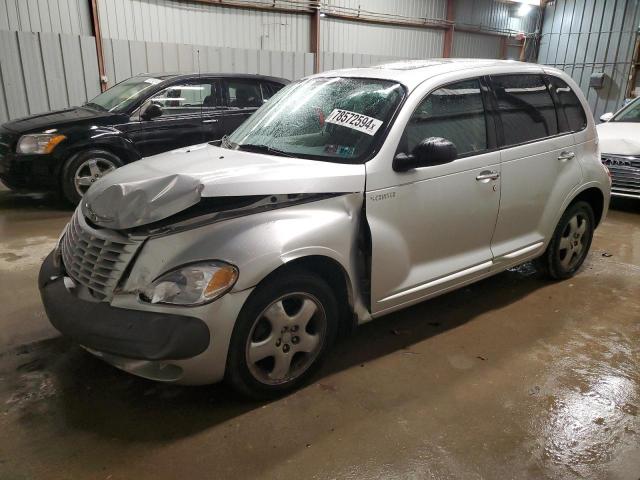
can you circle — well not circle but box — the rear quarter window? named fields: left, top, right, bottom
left=546, top=76, right=587, bottom=132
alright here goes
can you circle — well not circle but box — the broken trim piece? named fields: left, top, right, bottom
left=130, top=192, right=352, bottom=237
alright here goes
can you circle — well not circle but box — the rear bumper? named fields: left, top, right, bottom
left=38, top=251, right=210, bottom=361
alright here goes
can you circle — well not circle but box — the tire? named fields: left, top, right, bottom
left=225, top=269, right=339, bottom=400
left=535, top=201, right=595, bottom=280
left=61, top=149, right=123, bottom=205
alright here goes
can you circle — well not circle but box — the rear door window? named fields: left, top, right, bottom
left=146, top=82, right=215, bottom=117
left=546, top=76, right=587, bottom=132
left=491, top=74, right=558, bottom=147
left=400, top=79, right=488, bottom=157
left=224, top=79, right=263, bottom=109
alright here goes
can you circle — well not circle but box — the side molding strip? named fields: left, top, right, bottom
left=379, top=261, right=493, bottom=303
left=502, top=241, right=545, bottom=259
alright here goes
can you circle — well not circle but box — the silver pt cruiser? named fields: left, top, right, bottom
left=40, top=60, right=611, bottom=398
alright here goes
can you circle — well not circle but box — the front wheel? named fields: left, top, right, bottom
left=61, top=149, right=123, bottom=205
left=225, top=270, right=338, bottom=399
left=536, top=201, right=595, bottom=280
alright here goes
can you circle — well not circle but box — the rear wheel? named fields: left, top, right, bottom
left=226, top=270, right=338, bottom=399
left=536, top=201, right=594, bottom=280
left=61, top=149, right=122, bottom=205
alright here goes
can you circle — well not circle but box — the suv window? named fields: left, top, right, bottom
left=546, top=76, right=587, bottom=132
left=147, top=82, right=216, bottom=116
left=492, top=74, right=558, bottom=146
left=400, top=79, right=488, bottom=157
left=225, top=79, right=263, bottom=108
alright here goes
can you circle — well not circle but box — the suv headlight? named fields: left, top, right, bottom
left=141, top=261, right=239, bottom=306
left=17, top=133, right=66, bottom=154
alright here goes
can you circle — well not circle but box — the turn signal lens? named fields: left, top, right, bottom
left=141, top=261, right=239, bottom=306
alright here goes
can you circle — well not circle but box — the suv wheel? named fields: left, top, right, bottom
left=226, top=270, right=338, bottom=399
left=61, top=149, right=122, bottom=205
left=536, top=201, right=595, bottom=280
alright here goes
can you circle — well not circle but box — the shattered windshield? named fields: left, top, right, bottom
left=226, top=77, right=405, bottom=163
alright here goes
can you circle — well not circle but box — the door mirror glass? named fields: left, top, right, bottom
left=141, top=103, right=163, bottom=121
left=599, top=112, right=614, bottom=122
left=393, top=137, right=457, bottom=172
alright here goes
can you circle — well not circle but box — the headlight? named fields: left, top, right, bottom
left=17, top=133, right=66, bottom=154
left=141, top=261, right=239, bottom=306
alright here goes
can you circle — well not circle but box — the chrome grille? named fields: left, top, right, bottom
left=61, top=210, right=142, bottom=300
left=601, top=154, right=640, bottom=196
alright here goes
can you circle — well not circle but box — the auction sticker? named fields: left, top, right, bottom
left=325, top=109, right=383, bottom=136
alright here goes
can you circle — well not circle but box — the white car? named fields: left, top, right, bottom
left=597, top=98, right=640, bottom=199
left=39, top=60, right=611, bottom=398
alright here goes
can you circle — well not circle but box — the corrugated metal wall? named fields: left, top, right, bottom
left=0, top=30, right=100, bottom=123
left=0, top=0, right=92, bottom=35
left=454, top=0, right=540, bottom=34
left=452, top=31, right=501, bottom=59
left=0, top=0, right=557, bottom=123
left=97, top=0, right=311, bottom=52
left=320, top=51, right=401, bottom=71
left=324, top=0, right=447, bottom=20
left=101, top=38, right=315, bottom=86
left=320, top=18, right=444, bottom=57
left=538, top=0, right=640, bottom=119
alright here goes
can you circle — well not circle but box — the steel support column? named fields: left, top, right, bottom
left=443, top=0, right=455, bottom=57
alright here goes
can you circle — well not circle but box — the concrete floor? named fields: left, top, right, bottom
left=0, top=184, right=639, bottom=480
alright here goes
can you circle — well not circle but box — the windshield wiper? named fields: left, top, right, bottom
left=237, top=143, right=295, bottom=158
left=220, top=135, right=235, bottom=149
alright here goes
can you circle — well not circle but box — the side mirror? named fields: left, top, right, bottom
left=599, top=112, right=614, bottom=122
left=393, top=137, right=457, bottom=172
left=141, top=103, right=163, bottom=121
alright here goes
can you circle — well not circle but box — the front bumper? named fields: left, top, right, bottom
left=0, top=151, right=61, bottom=191
left=601, top=154, right=640, bottom=199
left=39, top=251, right=210, bottom=361
left=39, top=249, right=253, bottom=385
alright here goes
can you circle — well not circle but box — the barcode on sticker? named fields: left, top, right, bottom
left=325, top=109, right=383, bottom=136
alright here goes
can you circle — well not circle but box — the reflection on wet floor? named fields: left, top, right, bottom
left=0, top=187, right=639, bottom=479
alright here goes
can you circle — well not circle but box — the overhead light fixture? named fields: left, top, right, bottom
left=517, top=3, right=532, bottom=16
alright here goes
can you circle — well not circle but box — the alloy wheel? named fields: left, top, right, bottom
left=558, top=212, right=588, bottom=270
left=245, top=293, right=327, bottom=386
left=73, top=157, right=117, bottom=196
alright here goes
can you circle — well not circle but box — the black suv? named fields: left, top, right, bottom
left=0, top=73, right=288, bottom=204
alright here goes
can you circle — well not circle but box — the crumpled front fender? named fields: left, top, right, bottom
left=120, top=193, right=369, bottom=321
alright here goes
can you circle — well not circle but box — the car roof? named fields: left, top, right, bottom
left=308, top=58, right=547, bottom=91
left=137, top=73, right=290, bottom=85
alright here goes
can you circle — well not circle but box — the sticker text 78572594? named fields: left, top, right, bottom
left=325, top=109, right=383, bottom=136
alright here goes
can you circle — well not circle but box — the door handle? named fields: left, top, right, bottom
left=203, top=119, right=219, bottom=124
left=476, top=171, right=500, bottom=182
left=558, top=151, right=575, bottom=161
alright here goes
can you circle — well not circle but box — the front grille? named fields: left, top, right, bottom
left=61, top=210, right=142, bottom=300
left=601, top=154, right=640, bottom=196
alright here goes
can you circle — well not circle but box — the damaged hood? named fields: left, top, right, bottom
left=597, top=122, right=640, bottom=155
left=82, top=143, right=365, bottom=229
